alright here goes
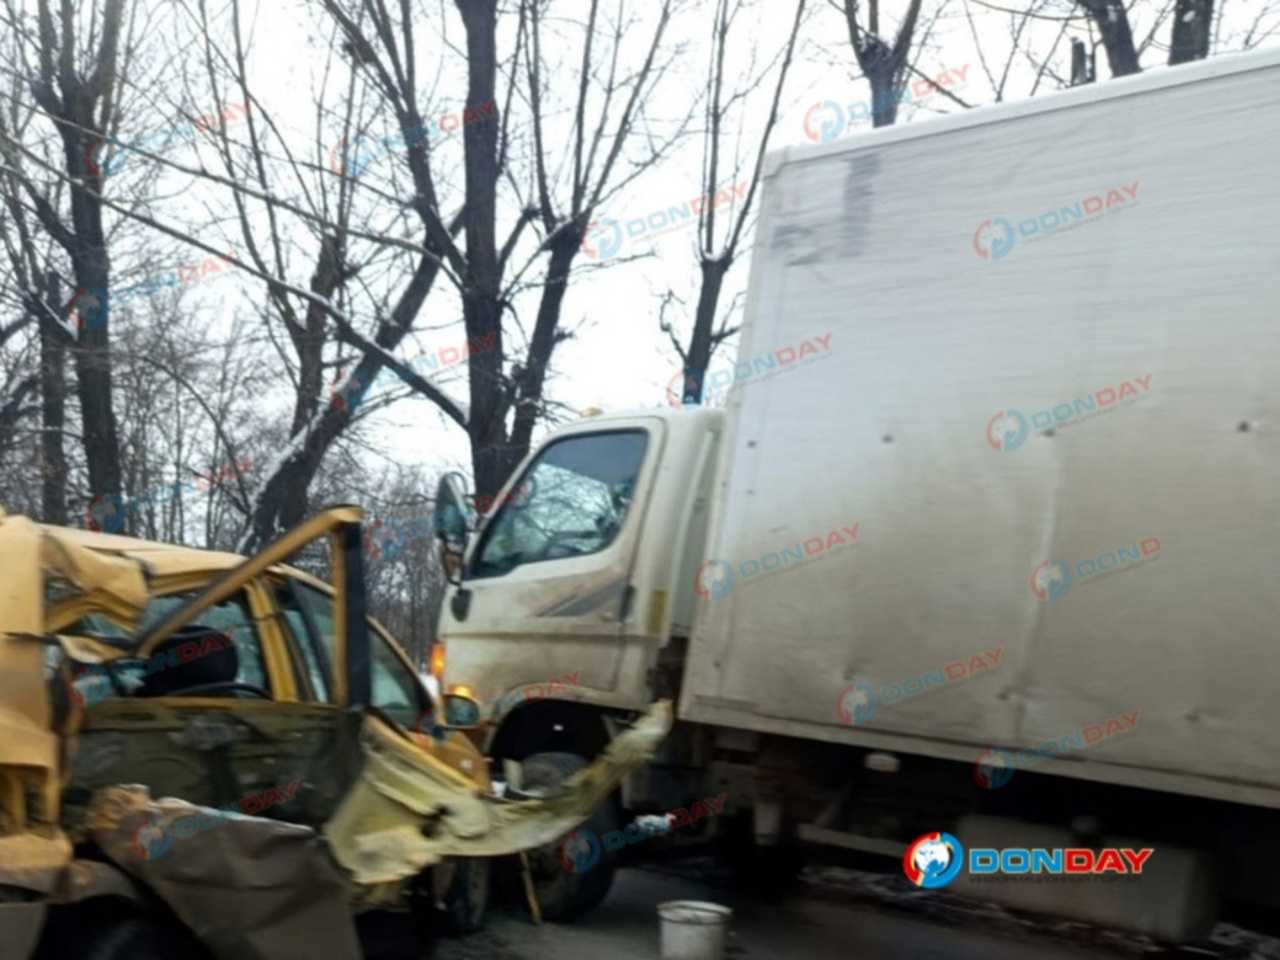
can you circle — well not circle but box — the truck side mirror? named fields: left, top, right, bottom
left=433, top=472, right=473, bottom=585
left=442, top=692, right=482, bottom=729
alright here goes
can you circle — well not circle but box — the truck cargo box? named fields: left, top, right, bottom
left=678, top=48, right=1280, bottom=808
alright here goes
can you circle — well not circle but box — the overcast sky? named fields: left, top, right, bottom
left=114, top=0, right=1280, bottom=496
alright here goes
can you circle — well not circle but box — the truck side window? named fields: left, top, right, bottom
left=470, top=430, right=648, bottom=579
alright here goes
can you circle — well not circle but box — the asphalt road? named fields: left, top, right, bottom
left=432, top=862, right=1174, bottom=960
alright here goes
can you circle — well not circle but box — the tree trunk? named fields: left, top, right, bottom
left=1169, top=0, right=1213, bottom=65
left=681, top=257, right=730, bottom=404
left=290, top=234, right=342, bottom=437
left=28, top=0, right=128, bottom=504
left=869, top=78, right=902, bottom=128
left=456, top=0, right=507, bottom=501
left=1079, top=0, right=1142, bottom=77
left=507, top=234, right=580, bottom=476
left=244, top=250, right=444, bottom=550
left=838, top=0, right=923, bottom=129
left=70, top=249, right=122, bottom=500
left=40, top=270, right=67, bottom=525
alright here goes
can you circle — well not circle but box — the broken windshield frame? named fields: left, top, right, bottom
left=467, top=430, right=649, bottom=580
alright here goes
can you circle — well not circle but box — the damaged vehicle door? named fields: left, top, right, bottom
left=0, top=506, right=671, bottom=960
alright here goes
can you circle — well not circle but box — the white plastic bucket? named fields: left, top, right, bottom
left=658, top=900, right=732, bottom=960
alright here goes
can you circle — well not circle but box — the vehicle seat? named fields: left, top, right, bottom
left=137, top=626, right=238, bottom=696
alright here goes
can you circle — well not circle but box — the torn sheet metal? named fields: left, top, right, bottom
left=0, top=512, right=150, bottom=904
left=324, top=700, right=673, bottom=885
left=88, top=784, right=361, bottom=960
left=0, top=831, right=72, bottom=895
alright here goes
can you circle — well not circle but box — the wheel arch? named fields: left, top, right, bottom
left=486, top=699, right=613, bottom=763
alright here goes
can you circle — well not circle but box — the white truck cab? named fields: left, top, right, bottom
left=437, top=407, right=721, bottom=744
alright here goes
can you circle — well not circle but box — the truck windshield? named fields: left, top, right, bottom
left=470, top=430, right=648, bottom=579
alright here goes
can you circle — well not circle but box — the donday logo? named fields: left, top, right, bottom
left=803, top=101, right=845, bottom=143
left=84, top=134, right=107, bottom=179
left=670, top=368, right=732, bottom=409
left=836, top=680, right=878, bottom=726
left=665, top=367, right=717, bottom=408
left=561, top=829, right=602, bottom=875
left=974, top=181, right=1141, bottom=262
left=581, top=219, right=625, bottom=261
left=1030, top=561, right=1073, bottom=602
left=1031, top=537, right=1160, bottom=603
left=66, top=287, right=108, bottom=333
left=973, top=748, right=1015, bottom=790
left=973, top=217, right=1015, bottom=260
left=131, top=816, right=174, bottom=861
left=903, top=832, right=965, bottom=889
left=907, top=832, right=1156, bottom=886
left=693, top=560, right=735, bottom=600
left=985, top=373, right=1153, bottom=454
left=84, top=494, right=125, bottom=534
left=986, top=409, right=1029, bottom=452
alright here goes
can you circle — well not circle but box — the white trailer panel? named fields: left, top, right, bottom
left=679, top=50, right=1280, bottom=805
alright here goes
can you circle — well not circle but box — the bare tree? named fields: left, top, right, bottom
left=357, top=468, right=447, bottom=666
left=666, top=0, right=808, bottom=405
left=37, top=270, right=66, bottom=523
left=147, top=0, right=470, bottom=551
left=1064, top=0, right=1223, bottom=77
left=12, top=0, right=130, bottom=500
left=1169, top=0, right=1214, bottom=63
left=1076, top=0, right=1143, bottom=75
left=832, top=0, right=926, bottom=127
left=320, top=0, right=687, bottom=502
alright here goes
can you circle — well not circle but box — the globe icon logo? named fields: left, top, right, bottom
left=802, top=101, right=846, bottom=143
left=986, top=409, right=1029, bottom=452
left=694, top=560, right=735, bottom=601
left=84, top=493, right=125, bottom=534
left=902, top=831, right=965, bottom=889
left=581, top=219, right=624, bottom=261
left=836, top=680, right=878, bottom=726
left=973, top=747, right=1015, bottom=790
left=973, top=217, right=1016, bottom=260
left=1030, top=560, right=1073, bottom=602
left=560, top=828, right=602, bottom=875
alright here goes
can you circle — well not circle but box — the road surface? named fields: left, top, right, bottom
left=429, top=859, right=1262, bottom=960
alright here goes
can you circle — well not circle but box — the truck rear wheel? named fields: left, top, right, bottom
left=520, top=751, right=620, bottom=921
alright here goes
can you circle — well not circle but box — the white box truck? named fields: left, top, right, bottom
left=430, top=47, right=1280, bottom=938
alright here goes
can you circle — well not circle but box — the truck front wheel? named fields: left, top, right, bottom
left=520, top=751, right=620, bottom=921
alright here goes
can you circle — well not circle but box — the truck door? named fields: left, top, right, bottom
left=438, top=420, right=663, bottom=716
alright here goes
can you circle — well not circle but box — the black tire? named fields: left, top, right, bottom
left=519, top=751, right=620, bottom=922
left=37, top=904, right=209, bottom=960
left=719, top=810, right=804, bottom=893
left=442, top=857, right=490, bottom=935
